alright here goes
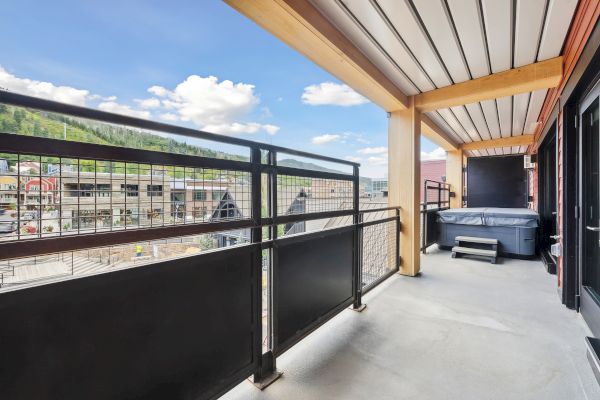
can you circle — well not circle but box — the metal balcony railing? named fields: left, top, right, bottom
left=0, top=90, right=401, bottom=400
left=421, top=179, right=450, bottom=253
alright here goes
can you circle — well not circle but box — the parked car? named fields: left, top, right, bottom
left=0, top=210, right=17, bottom=233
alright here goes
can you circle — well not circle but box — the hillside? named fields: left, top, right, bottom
left=0, top=104, right=372, bottom=187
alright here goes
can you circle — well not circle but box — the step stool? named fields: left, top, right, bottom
left=452, top=236, right=499, bottom=264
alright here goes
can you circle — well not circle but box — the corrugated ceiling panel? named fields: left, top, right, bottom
left=411, top=0, right=471, bottom=83
left=311, top=0, right=419, bottom=94
left=450, top=105, right=483, bottom=142
left=481, top=0, right=511, bottom=73
left=497, top=96, right=512, bottom=137
left=446, top=0, right=489, bottom=78
left=538, top=0, right=578, bottom=60
left=523, top=89, right=548, bottom=133
left=425, top=111, right=466, bottom=144
left=341, top=0, right=434, bottom=91
left=480, top=100, right=501, bottom=139
left=514, top=0, right=546, bottom=67
left=377, top=0, right=452, bottom=88
left=512, top=92, right=530, bottom=135
left=464, top=103, right=492, bottom=140
left=437, top=108, right=472, bottom=143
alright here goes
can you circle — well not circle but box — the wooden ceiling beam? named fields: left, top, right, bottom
left=414, top=57, right=563, bottom=112
left=420, top=114, right=459, bottom=151
left=460, top=135, right=535, bottom=151
left=225, top=0, right=408, bottom=111
left=225, top=0, right=461, bottom=152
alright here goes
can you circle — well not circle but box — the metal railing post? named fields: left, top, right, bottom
left=352, top=165, right=365, bottom=311
left=395, top=208, right=401, bottom=270
left=252, top=147, right=281, bottom=388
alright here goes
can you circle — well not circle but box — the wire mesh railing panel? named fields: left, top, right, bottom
left=0, top=151, right=251, bottom=243
left=276, top=175, right=353, bottom=217
left=361, top=219, right=397, bottom=290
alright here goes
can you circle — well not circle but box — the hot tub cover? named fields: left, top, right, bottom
left=438, top=207, right=538, bottom=228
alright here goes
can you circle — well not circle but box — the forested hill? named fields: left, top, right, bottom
left=0, top=104, right=247, bottom=161
left=0, top=104, right=373, bottom=186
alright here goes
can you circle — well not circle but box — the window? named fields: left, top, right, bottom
left=97, top=184, right=111, bottom=197
left=193, top=190, right=207, bottom=201
left=121, top=184, right=139, bottom=197
left=212, top=191, right=223, bottom=201
left=79, top=184, right=94, bottom=197
left=146, top=208, right=162, bottom=219
left=193, top=206, right=207, bottom=218
left=147, top=185, right=163, bottom=197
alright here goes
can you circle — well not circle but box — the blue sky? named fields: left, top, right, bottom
left=0, top=0, right=441, bottom=178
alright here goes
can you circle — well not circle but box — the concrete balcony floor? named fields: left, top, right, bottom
left=224, top=247, right=600, bottom=400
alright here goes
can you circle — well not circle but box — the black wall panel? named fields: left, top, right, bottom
left=274, top=228, right=354, bottom=353
left=0, top=245, right=259, bottom=400
left=467, top=155, right=527, bottom=208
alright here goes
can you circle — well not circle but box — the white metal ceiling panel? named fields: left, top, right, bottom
left=437, top=108, right=472, bottom=143
left=497, top=96, right=513, bottom=137
left=480, top=99, right=501, bottom=139
left=481, top=0, right=511, bottom=73
left=464, top=103, right=492, bottom=140
left=446, top=0, right=489, bottom=78
left=411, top=0, right=471, bottom=84
left=523, top=89, right=548, bottom=133
left=377, top=0, right=452, bottom=88
left=341, top=0, right=434, bottom=91
left=514, top=0, right=546, bottom=67
left=449, top=106, right=482, bottom=142
left=512, top=92, right=530, bottom=135
left=311, top=0, right=419, bottom=94
left=538, top=0, right=578, bottom=61
left=424, top=111, right=465, bottom=144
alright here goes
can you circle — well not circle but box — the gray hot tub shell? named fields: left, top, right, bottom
left=437, top=208, right=538, bottom=257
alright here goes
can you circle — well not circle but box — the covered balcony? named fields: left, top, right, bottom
left=1, top=1, right=600, bottom=399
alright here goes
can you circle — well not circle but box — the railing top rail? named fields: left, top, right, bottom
left=0, top=90, right=360, bottom=167
left=359, top=206, right=401, bottom=214
left=423, top=179, right=449, bottom=187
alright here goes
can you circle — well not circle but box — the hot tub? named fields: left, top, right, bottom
left=437, top=207, right=539, bottom=257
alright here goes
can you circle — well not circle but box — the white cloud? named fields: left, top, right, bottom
left=0, top=66, right=89, bottom=106
left=301, top=82, right=369, bottom=106
left=135, top=97, right=161, bottom=109
left=358, top=146, right=387, bottom=155
left=367, top=155, right=388, bottom=166
left=148, top=85, right=169, bottom=97
left=98, top=101, right=151, bottom=119
left=421, top=147, right=446, bottom=161
left=344, top=155, right=362, bottom=163
left=145, top=75, right=279, bottom=135
left=203, top=122, right=279, bottom=136
left=147, top=75, right=258, bottom=125
left=1, top=68, right=279, bottom=136
left=311, top=134, right=341, bottom=145
left=159, top=112, right=179, bottom=122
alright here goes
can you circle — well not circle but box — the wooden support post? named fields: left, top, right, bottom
left=447, top=149, right=464, bottom=209
left=388, top=97, right=420, bottom=276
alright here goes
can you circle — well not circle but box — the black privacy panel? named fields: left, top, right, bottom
left=0, top=245, right=258, bottom=400
left=274, top=228, right=354, bottom=353
left=467, top=155, right=527, bottom=208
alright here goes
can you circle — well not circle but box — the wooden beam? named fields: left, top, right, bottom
left=414, top=57, right=563, bottom=111
left=388, top=98, right=420, bottom=276
left=226, top=0, right=455, bottom=155
left=225, top=0, right=408, bottom=111
left=420, top=114, right=459, bottom=151
left=460, top=135, right=535, bottom=151
left=446, top=149, right=464, bottom=209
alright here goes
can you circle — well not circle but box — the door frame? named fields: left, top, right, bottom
left=538, top=123, right=558, bottom=274
left=578, top=80, right=600, bottom=336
